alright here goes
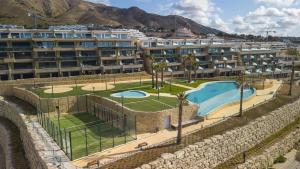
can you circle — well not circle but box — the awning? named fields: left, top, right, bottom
left=269, top=55, right=273, bottom=58
left=251, top=55, right=255, bottom=59
left=245, top=70, right=251, bottom=75
left=198, top=66, right=204, bottom=70
left=252, top=62, right=258, bottom=66
left=256, top=69, right=262, bottom=73
left=263, top=62, right=268, bottom=65
left=275, top=68, right=282, bottom=72
left=226, top=65, right=232, bottom=69
left=266, top=68, right=272, bottom=72
left=168, top=68, right=173, bottom=72
left=260, top=55, right=265, bottom=58
left=223, top=57, right=228, bottom=61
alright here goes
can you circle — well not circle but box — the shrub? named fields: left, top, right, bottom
left=274, top=155, right=287, bottom=164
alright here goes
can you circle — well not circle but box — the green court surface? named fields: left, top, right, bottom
left=51, top=113, right=135, bottom=160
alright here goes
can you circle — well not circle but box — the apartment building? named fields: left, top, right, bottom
left=237, top=42, right=281, bottom=74
left=0, top=28, right=143, bottom=80
left=141, top=37, right=243, bottom=78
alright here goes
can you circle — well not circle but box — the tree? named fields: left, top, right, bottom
left=237, top=72, right=245, bottom=117
left=176, top=92, right=187, bottom=145
left=147, top=55, right=155, bottom=88
left=159, top=61, right=168, bottom=88
left=192, top=61, right=200, bottom=80
left=153, top=64, right=161, bottom=89
left=183, top=54, right=196, bottom=83
left=286, top=49, right=299, bottom=96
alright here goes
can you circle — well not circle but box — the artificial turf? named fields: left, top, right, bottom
left=51, top=113, right=134, bottom=160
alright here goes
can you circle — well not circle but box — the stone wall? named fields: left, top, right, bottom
left=13, top=87, right=87, bottom=113
left=237, top=127, right=300, bottom=169
left=0, top=121, right=15, bottom=169
left=87, top=95, right=199, bottom=133
left=138, top=98, right=300, bottom=169
left=0, top=97, right=78, bottom=169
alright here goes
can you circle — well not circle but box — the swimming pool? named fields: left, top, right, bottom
left=111, top=90, right=150, bottom=98
left=186, top=81, right=256, bottom=116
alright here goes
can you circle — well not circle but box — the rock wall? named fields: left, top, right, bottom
left=138, top=98, right=300, bottom=169
left=87, top=95, right=199, bottom=133
left=13, top=87, right=87, bottom=113
left=0, top=121, right=14, bottom=169
left=0, top=98, right=77, bottom=169
left=237, top=127, right=300, bottom=169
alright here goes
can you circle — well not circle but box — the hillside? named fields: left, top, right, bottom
left=0, top=0, right=224, bottom=35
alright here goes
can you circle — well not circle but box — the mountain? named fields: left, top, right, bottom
left=0, top=0, right=224, bottom=35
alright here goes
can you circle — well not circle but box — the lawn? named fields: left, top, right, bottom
left=32, top=86, right=90, bottom=98
left=31, top=80, right=186, bottom=112
left=173, top=79, right=211, bottom=88
left=51, top=113, right=134, bottom=160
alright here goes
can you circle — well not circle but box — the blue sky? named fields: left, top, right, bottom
left=86, top=0, right=300, bottom=36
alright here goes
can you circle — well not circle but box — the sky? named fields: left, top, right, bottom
left=85, top=0, right=300, bottom=37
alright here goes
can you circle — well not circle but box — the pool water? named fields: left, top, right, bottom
left=111, top=90, right=150, bottom=98
left=186, top=81, right=255, bottom=116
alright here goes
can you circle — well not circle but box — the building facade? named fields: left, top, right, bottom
left=0, top=28, right=288, bottom=81
left=0, top=29, right=144, bottom=80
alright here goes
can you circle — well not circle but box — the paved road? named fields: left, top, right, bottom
left=0, top=145, right=5, bottom=169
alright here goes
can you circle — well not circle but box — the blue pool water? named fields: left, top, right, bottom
left=111, top=90, right=150, bottom=98
left=186, top=81, right=255, bottom=116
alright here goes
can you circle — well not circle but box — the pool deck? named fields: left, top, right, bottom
left=72, top=79, right=282, bottom=168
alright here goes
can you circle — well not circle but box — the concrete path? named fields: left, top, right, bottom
left=273, top=149, right=300, bottom=169
left=73, top=80, right=282, bottom=168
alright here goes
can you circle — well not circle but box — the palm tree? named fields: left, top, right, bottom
left=192, top=61, right=200, bottom=80
left=148, top=55, right=155, bottom=89
left=159, top=61, right=168, bottom=88
left=237, top=72, right=245, bottom=117
left=183, top=54, right=196, bottom=83
left=153, top=64, right=161, bottom=89
left=286, top=49, right=299, bottom=96
left=176, top=92, right=187, bottom=145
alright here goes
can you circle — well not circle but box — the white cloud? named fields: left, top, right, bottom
left=169, top=0, right=230, bottom=32
left=255, top=0, right=296, bottom=7
left=84, top=0, right=110, bottom=5
left=232, top=5, right=300, bottom=36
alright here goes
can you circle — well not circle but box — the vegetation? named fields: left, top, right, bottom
left=274, top=155, right=287, bottom=164
left=173, top=79, right=211, bottom=88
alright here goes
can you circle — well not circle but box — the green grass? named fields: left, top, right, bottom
left=32, top=86, right=90, bottom=98
left=51, top=113, right=134, bottom=160
left=31, top=80, right=185, bottom=112
left=173, top=79, right=211, bottom=88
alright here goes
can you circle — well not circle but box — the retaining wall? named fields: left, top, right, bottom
left=138, top=98, right=300, bottom=169
left=86, top=95, right=199, bottom=133
left=237, top=126, right=300, bottom=169
left=0, top=98, right=51, bottom=169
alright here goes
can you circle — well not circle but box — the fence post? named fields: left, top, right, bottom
left=84, top=128, right=88, bottom=156
left=69, top=131, right=73, bottom=160
left=135, top=115, right=137, bottom=139
left=64, top=129, right=67, bottom=154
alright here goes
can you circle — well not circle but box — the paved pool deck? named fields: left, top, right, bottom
left=72, top=79, right=282, bottom=168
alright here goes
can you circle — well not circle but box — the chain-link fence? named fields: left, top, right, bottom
left=36, top=104, right=137, bottom=161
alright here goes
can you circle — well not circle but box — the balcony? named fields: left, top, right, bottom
left=123, top=64, right=143, bottom=69
left=103, top=65, right=122, bottom=70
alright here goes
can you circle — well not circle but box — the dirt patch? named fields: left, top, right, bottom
left=81, top=83, right=114, bottom=91
left=44, top=87, right=73, bottom=94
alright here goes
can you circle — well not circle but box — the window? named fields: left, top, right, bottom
left=80, top=42, right=95, bottom=48
left=99, top=42, right=114, bottom=47
left=36, top=42, right=54, bottom=48
left=116, top=42, right=131, bottom=47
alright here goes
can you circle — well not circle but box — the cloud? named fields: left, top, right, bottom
left=232, top=5, right=300, bottom=36
left=254, top=0, right=297, bottom=7
left=84, top=0, right=110, bottom=5
left=169, top=0, right=230, bottom=32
